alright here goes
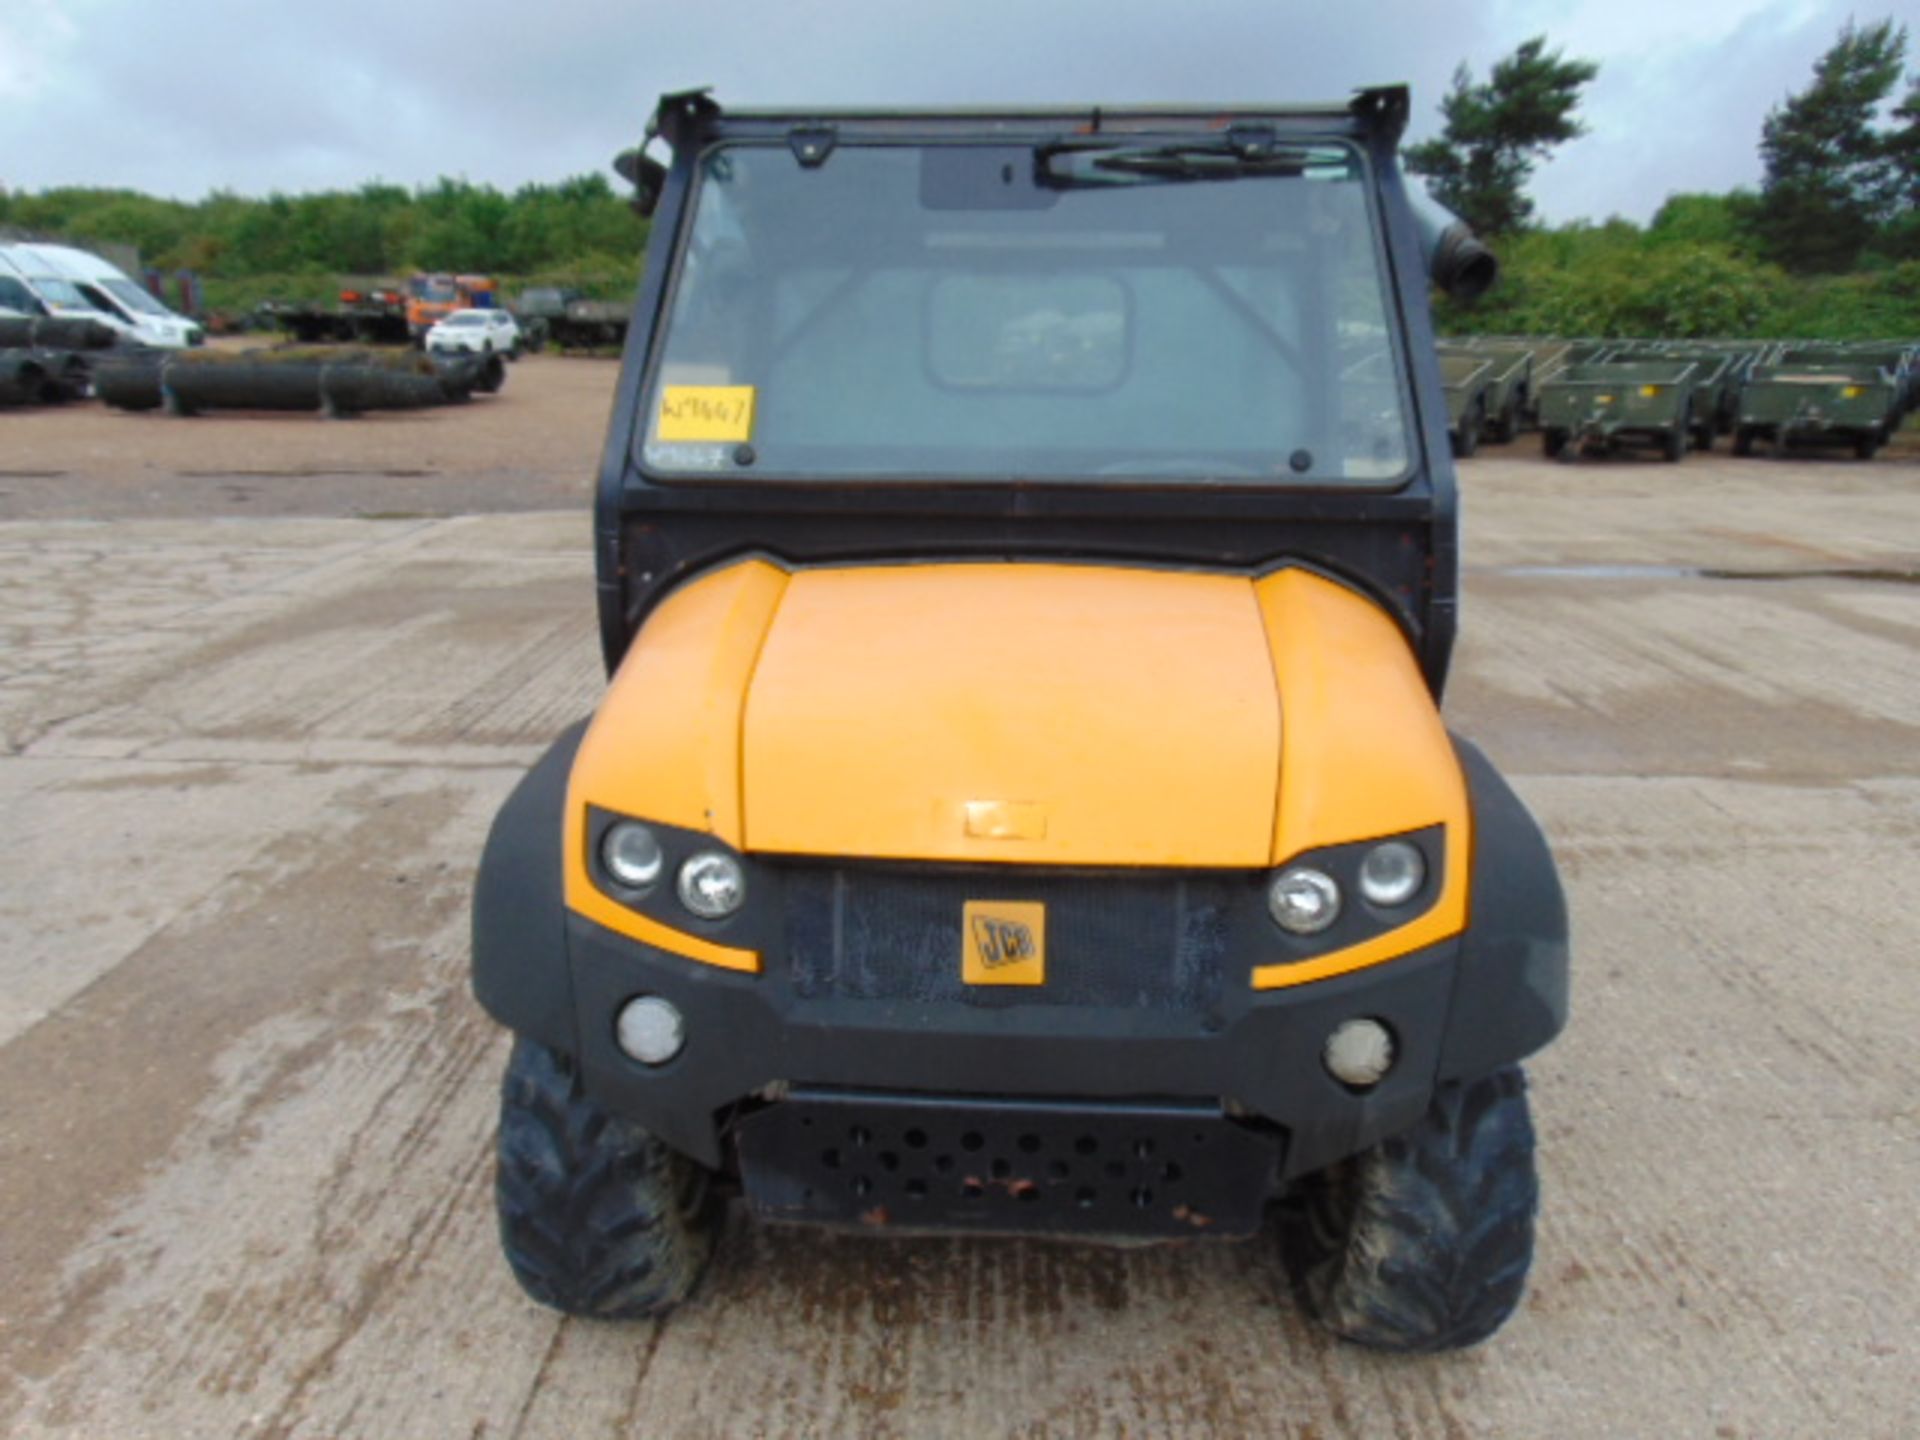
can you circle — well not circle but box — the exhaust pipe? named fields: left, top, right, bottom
left=1408, top=185, right=1499, bottom=302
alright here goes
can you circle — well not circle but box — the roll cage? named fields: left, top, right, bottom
left=594, top=87, right=1460, bottom=695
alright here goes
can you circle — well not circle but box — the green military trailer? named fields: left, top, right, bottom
left=1537, top=360, right=1700, bottom=462
left=1438, top=352, right=1494, bottom=457
left=1772, top=344, right=1915, bottom=419
left=1441, top=343, right=1531, bottom=444
left=1607, top=346, right=1734, bottom=448
left=1514, top=340, right=1577, bottom=427
left=1734, top=363, right=1897, bottom=459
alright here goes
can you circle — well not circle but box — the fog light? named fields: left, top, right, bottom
left=1324, top=1018, right=1395, bottom=1088
left=1268, top=867, right=1341, bottom=934
left=678, top=851, right=746, bottom=919
left=1358, top=840, right=1425, bottom=907
left=601, top=821, right=664, bottom=888
left=615, top=995, right=685, bottom=1065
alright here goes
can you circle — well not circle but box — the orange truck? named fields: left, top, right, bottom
left=405, top=273, right=498, bottom=344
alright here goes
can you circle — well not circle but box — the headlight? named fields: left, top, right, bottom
left=600, top=821, right=663, bottom=888
left=678, top=851, right=746, bottom=919
left=1267, top=867, right=1340, bottom=934
left=1358, top=840, right=1425, bottom=907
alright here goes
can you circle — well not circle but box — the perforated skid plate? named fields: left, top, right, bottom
left=735, top=1090, right=1283, bottom=1239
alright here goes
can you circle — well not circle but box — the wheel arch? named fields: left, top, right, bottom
left=1439, top=737, right=1569, bottom=1079
left=471, top=719, right=588, bottom=1053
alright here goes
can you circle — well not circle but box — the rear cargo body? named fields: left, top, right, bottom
left=1736, top=364, right=1898, bottom=457
left=1537, top=359, right=1699, bottom=460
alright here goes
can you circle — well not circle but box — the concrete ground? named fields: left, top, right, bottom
left=1, top=363, right=1916, bottom=1438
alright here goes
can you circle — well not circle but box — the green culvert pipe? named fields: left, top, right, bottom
left=0, top=350, right=52, bottom=405
left=0, top=316, right=121, bottom=351
left=93, top=356, right=166, bottom=411
left=321, top=366, right=451, bottom=416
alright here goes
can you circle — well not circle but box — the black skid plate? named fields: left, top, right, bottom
left=735, top=1089, right=1284, bottom=1240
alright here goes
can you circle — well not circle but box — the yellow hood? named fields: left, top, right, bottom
left=740, top=563, right=1280, bottom=865
left=567, top=557, right=1465, bottom=870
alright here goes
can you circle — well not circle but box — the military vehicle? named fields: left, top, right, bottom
left=1538, top=359, right=1699, bottom=461
left=1605, top=346, right=1735, bottom=449
left=1438, top=351, right=1494, bottom=455
left=1734, top=363, right=1898, bottom=458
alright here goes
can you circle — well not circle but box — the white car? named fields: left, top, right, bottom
left=425, top=309, right=522, bottom=358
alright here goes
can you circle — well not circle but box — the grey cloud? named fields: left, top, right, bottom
left=0, top=0, right=1882, bottom=226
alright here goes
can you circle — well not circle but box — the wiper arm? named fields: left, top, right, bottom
left=1090, top=146, right=1310, bottom=180
left=1037, top=125, right=1330, bottom=188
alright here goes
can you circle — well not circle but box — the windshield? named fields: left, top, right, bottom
left=28, top=278, right=100, bottom=313
left=100, top=278, right=171, bottom=316
left=445, top=312, right=486, bottom=326
left=639, top=140, right=1412, bottom=486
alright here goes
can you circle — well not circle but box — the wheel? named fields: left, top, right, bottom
left=1732, top=426, right=1754, bottom=457
left=1662, top=413, right=1688, bottom=463
left=1853, top=432, right=1877, bottom=460
left=1452, top=405, right=1481, bottom=458
left=1542, top=428, right=1568, bottom=459
left=1281, top=1065, right=1538, bottom=1353
left=494, top=1037, right=717, bottom=1319
left=1692, top=424, right=1714, bottom=453
left=1489, top=395, right=1520, bottom=445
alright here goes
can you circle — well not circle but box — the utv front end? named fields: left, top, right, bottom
left=472, top=87, right=1568, bottom=1354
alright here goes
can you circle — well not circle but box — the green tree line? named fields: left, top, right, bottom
left=0, top=173, right=649, bottom=312
left=1414, top=19, right=1920, bottom=339
left=1, top=17, right=1916, bottom=338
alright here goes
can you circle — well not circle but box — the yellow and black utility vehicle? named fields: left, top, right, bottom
left=473, top=87, right=1568, bottom=1352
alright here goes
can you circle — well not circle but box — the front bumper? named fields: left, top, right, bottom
left=567, top=908, right=1457, bottom=1181
left=473, top=724, right=1568, bottom=1212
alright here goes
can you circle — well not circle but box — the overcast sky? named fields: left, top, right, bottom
left=0, top=0, right=1897, bottom=225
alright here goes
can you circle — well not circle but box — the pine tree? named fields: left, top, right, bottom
left=1753, top=18, right=1907, bottom=273
left=1404, top=37, right=1599, bottom=237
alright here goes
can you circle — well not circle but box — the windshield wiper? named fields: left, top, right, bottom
left=1037, top=128, right=1335, bottom=188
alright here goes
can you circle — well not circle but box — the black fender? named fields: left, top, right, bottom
left=471, top=720, right=588, bottom=1053
left=1440, top=736, right=1570, bottom=1079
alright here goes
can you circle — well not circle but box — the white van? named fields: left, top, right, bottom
left=0, top=248, right=117, bottom=328
left=0, top=243, right=202, bottom=347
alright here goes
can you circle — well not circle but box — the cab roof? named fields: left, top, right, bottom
left=649, top=86, right=1412, bottom=149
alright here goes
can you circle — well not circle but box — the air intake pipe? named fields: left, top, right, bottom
left=1408, top=185, right=1499, bottom=301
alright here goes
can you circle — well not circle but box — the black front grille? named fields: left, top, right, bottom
left=736, top=1090, right=1283, bottom=1239
left=782, top=864, right=1235, bottom=1010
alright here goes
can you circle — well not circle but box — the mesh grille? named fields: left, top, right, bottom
left=736, top=1091, right=1281, bottom=1239
left=783, top=865, right=1233, bottom=1010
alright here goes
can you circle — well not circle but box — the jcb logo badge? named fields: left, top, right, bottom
left=962, top=901, right=1046, bottom=987
left=972, top=916, right=1035, bottom=968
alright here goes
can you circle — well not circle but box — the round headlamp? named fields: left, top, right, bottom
left=1267, top=867, right=1341, bottom=935
left=1359, top=840, right=1426, bottom=907
left=678, top=851, right=746, bottom=919
left=600, top=821, right=664, bottom=888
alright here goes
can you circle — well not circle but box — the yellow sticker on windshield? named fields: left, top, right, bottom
left=657, top=385, right=756, bottom=442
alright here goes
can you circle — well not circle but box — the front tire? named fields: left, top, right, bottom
left=494, top=1038, right=717, bottom=1319
left=1281, top=1065, right=1538, bottom=1353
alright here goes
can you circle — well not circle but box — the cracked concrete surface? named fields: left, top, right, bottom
left=1, top=367, right=1916, bottom=1439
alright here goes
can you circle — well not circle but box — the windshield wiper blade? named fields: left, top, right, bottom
left=1037, top=130, right=1329, bottom=189
left=1091, top=146, right=1310, bottom=180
